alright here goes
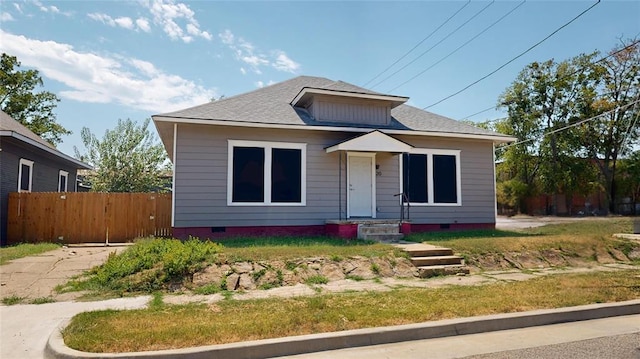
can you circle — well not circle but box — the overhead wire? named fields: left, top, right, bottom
left=423, top=0, right=601, bottom=110
left=460, top=38, right=640, bottom=120
left=388, top=0, right=526, bottom=93
left=361, top=0, right=472, bottom=88
left=370, top=0, right=496, bottom=90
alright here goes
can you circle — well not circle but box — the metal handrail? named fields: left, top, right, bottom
left=393, top=193, right=410, bottom=222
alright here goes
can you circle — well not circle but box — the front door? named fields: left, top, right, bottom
left=348, top=154, right=375, bottom=218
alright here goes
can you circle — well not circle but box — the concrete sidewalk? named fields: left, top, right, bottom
left=0, top=244, right=130, bottom=302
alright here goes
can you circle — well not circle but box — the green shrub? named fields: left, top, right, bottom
left=305, top=275, right=329, bottom=285
left=90, top=238, right=222, bottom=292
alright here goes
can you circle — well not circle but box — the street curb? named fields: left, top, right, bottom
left=45, top=299, right=640, bottom=359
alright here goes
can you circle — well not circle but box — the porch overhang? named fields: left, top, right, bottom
left=325, top=130, right=413, bottom=153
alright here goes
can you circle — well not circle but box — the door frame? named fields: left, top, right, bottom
left=346, top=152, right=376, bottom=218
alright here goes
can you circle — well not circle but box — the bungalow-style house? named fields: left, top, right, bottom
left=0, top=110, right=91, bottom=245
left=152, top=76, right=514, bottom=239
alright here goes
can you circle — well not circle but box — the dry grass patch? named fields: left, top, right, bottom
left=63, top=269, right=640, bottom=353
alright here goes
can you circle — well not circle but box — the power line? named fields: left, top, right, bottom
left=370, top=1, right=495, bottom=90
left=459, top=38, right=640, bottom=120
left=361, top=1, right=471, bottom=88
left=461, top=105, right=496, bottom=119
left=388, top=0, right=526, bottom=93
left=500, top=98, right=640, bottom=148
left=423, top=0, right=601, bottom=110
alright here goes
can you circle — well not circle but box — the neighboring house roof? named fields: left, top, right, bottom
left=0, top=110, right=91, bottom=169
left=153, top=76, right=515, bottom=158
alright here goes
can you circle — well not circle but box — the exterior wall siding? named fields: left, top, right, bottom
left=173, top=124, right=497, bottom=231
left=396, top=135, right=496, bottom=224
left=312, top=95, right=390, bottom=126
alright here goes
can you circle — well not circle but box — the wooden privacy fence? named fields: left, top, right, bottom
left=7, top=192, right=172, bottom=244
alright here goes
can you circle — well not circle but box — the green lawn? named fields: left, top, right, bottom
left=0, top=242, right=60, bottom=265
left=63, top=269, right=640, bottom=353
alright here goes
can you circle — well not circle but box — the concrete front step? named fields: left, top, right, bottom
left=417, top=264, right=470, bottom=278
left=362, top=233, right=405, bottom=242
left=410, top=255, right=464, bottom=267
left=402, top=248, right=454, bottom=257
left=359, top=224, right=401, bottom=235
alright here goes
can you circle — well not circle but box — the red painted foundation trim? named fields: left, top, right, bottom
left=173, top=222, right=495, bottom=240
left=325, top=223, right=359, bottom=239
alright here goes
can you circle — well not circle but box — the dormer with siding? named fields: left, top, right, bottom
left=291, top=88, right=408, bottom=126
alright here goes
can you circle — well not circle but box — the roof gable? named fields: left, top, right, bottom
left=325, top=130, right=413, bottom=153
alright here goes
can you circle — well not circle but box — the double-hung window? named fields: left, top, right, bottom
left=58, top=170, right=69, bottom=192
left=18, top=159, right=34, bottom=192
left=227, top=140, right=306, bottom=205
left=401, top=149, right=461, bottom=205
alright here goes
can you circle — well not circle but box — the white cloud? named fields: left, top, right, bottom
left=273, top=51, right=300, bottom=73
left=0, top=31, right=217, bottom=112
left=114, top=17, right=134, bottom=30
left=136, top=18, right=151, bottom=32
left=218, top=29, right=301, bottom=74
left=144, top=0, right=212, bottom=43
left=89, top=13, right=150, bottom=32
left=255, top=81, right=264, bottom=88
left=1, top=12, right=14, bottom=21
left=33, top=0, right=71, bottom=16
left=13, top=3, right=22, bottom=13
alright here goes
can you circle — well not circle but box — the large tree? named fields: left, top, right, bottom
left=498, top=53, right=602, bottom=214
left=0, top=53, right=70, bottom=145
left=75, top=118, right=169, bottom=192
left=576, top=39, right=640, bottom=213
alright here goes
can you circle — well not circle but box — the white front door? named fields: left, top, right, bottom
left=348, top=154, right=375, bottom=218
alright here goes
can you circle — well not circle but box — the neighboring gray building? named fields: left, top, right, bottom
left=152, top=76, right=514, bottom=239
left=0, top=110, right=91, bottom=245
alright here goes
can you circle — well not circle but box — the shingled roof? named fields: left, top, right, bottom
left=153, top=76, right=513, bottom=151
left=0, top=110, right=91, bottom=169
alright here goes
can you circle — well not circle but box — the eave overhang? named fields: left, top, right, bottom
left=0, top=130, right=92, bottom=169
left=291, top=87, right=409, bottom=109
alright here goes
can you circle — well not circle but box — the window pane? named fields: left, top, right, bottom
left=403, top=154, right=428, bottom=203
left=271, top=148, right=302, bottom=203
left=20, top=164, right=31, bottom=191
left=433, top=155, right=457, bottom=203
left=232, top=147, right=264, bottom=202
left=59, top=175, right=67, bottom=192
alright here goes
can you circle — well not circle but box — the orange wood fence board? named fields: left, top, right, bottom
left=7, top=192, right=172, bottom=244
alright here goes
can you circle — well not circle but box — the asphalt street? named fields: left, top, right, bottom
left=280, top=315, right=640, bottom=359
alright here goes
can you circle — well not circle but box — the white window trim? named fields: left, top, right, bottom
left=346, top=152, right=377, bottom=219
left=18, top=159, right=34, bottom=192
left=227, top=140, right=307, bottom=206
left=399, top=148, right=462, bottom=206
left=58, top=170, right=69, bottom=192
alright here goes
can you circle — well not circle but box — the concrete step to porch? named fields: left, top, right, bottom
left=363, top=233, right=406, bottom=243
left=357, top=222, right=404, bottom=242
left=417, top=264, right=470, bottom=278
left=359, top=224, right=401, bottom=235
left=393, top=243, right=468, bottom=278
left=410, top=255, right=463, bottom=267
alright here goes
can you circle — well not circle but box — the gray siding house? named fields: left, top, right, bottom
left=152, top=76, right=514, bottom=239
left=0, top=111, right=91, bottom=245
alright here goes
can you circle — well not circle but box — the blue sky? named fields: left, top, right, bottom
left=1, top=0, right=639, bottom=156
